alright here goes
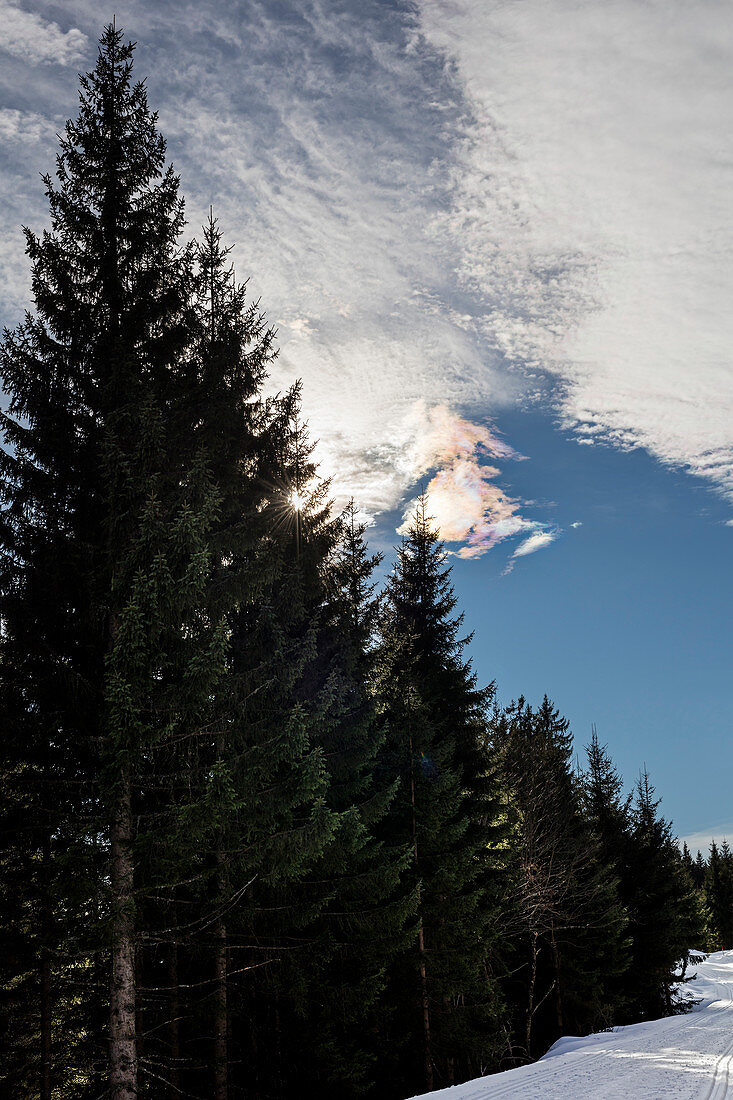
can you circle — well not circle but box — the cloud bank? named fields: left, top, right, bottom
left=0, top=0, right=539, bottom=558
left=418, top=0, right=733, bottom=499
left=2, top=0, right=730, bottom=562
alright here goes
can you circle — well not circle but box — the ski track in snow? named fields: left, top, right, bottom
left=411, top=950, right=733, bottom=1099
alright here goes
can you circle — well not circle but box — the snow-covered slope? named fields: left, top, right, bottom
left=411, top=950, right=733, bottom=1099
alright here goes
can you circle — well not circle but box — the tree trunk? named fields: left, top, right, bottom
left=109, top=762, right=137, bottom=1100
left=416, top=915, right=432, bottom=1092
left=213, top=728, right=228, bottom=1100
left=551, top=921, right=563, bottom=1032
left=135, top=945, right=144, bottom=1069
left=443, top=995, right=455, bottom=1086
left=214, top=913, right=228, bottom=1100
left=167, top=942, right=180, bottom=1100
left=526, top=930, right=538, bottom=1058
left=409, top=727, right=433, bottom=1092
left=40, top=827, right=52, bottom=1100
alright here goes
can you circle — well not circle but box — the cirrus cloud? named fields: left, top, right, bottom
left=418, top=0, right=733, bottom=499
left=4, top=0, right=728, bottom=565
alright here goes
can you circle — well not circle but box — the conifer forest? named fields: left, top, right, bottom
left=1, top=26, right=727, bottom=1100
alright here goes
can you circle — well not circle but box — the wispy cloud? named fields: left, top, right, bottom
left=0, top=1, right=87, bottom=64
left=80, top=0, right=530, bottom=547
left=6, top=1, right=727, bottom=563
left=499, top=525, right=561, bottom=573
left=513, top=531, right=558, bottom=560
left=418, top=0, right=733, bottom=499
left=0, top=107, right=56, bottom=142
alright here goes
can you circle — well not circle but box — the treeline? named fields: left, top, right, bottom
left=683, top=841, right=733, bottom=951
left=0, top=26, right=706, bottom=1100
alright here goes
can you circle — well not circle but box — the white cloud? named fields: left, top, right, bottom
left=12, top=1, right=730, bottom=562
left=0, top=4, right=556, bottom=561
left=136, top=3, right=528, bottom=537
left=20, top=1, right=727, bottom=564
left=0, top=1, right=87, bottom=64
left=0, top=107, right=55, bottom=142
left=513, top=531, right=558, bottom=560
left=418, top=0, right=733, bottom=499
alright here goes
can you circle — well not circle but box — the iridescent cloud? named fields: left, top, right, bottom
left=396, top=404, right=556, bottom=560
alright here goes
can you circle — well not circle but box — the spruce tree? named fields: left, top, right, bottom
left=119, top=210, right=314, bottom=1100
left=267, top=500, right=413, bottom=1097
left=706, top=841, right=733, bottom=950
left=374, top=496, right=507, bottom=1096
left=681, top=842, right=715, bottom=951
left=205, top=409, right=340, bottom=1100
left=0, top=28, right=332, bottom=1099
left=494, top=700, right=628, bottom=1061
left=583, top=729, right=631, bottom=861
left=0, top=24, right=202, bottom=1095
left=579, top=730, right=633, bottom=1020
left=622, top=770, right=704, bottom=1018
left=681, top=842, right=694, bottom=878
left=692, top=849, right=707, bottom=891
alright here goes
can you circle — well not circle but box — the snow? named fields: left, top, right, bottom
left=410, top=950, right=733, bottom=1099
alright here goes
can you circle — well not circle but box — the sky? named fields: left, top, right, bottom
left=0, top=0, right=731, bottom=848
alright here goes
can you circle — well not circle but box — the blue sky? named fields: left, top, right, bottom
left=0, top=0, right=731, bottom=846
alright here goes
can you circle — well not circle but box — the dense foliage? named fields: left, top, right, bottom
left=0, top=27, right=712, bottom=1100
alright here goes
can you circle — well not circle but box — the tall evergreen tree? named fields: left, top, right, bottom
left=622, top=770, right=704, bottom=1019
left=494, top=700, right=628, bottom=1061
left=374, top=497, right=507, bottom=1096
left=0, top=24, right=202, bottom=1095
left=250, top=498, right=414, bottom=1098
left=583, top=729, right=631, bottom=860
left=579, top=730, right=633, bottom=1020
left=123, top=212, right=335, bottom=1099
left=692, top=849, right=707, bottom=891
left=0, top=29, right=331, bottom=1099
left=706, top=841, right=733, bottom=950
left=192, top=404, right=339, bottom=1100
